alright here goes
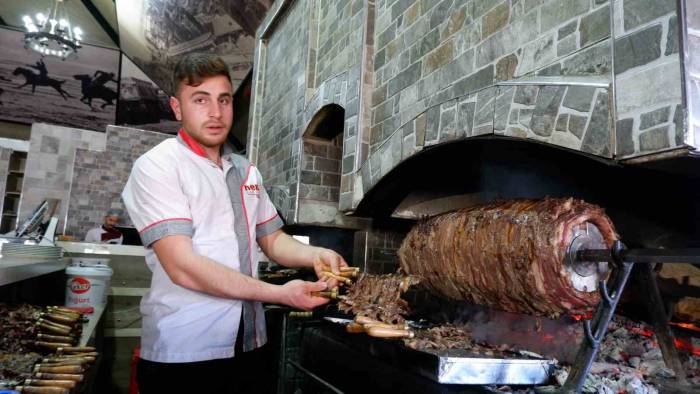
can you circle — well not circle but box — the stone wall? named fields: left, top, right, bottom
left=687, top=0, right=700, bottom=147
left=65, top=125, right=170, bottom=239
left=614, top=0, right=684, bottom=158
left=19, top=123, right=106, bottom=232
left=251, top=0, right=691, bottom=217
left=251, top=0, right=371, bottom=225
left=300, top=136, right=342, bottom=204
left=353, top=227, right=406, bottom=274
left=0, top=148, right=12, bottom=216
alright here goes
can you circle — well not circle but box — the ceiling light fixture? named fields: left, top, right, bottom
left=22, top=0, right=83, bottom=60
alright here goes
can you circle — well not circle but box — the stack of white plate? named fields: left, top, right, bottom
left=1, top=243, right=64, bottom=260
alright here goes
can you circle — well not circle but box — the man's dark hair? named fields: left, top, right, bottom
left=172, top=53, right=231, bottom=95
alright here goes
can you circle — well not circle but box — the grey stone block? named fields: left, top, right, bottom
left=410, top=28, right=440, bottom=63
left=579, top=5, right=610, bottom=47
left=301, top=170, right=322, bottom=185
left=377, top=22, right=397, bottom=49
left=473, top=0, right=503, bottom=19
left=415, top=112, right=427, bottom=146
left=519, top=108, right=534, bottom=127
left=474, top=87, right=496, bottom=132
left=541, top=0, right=589, bottom=32
left=562, top=86, right=596, bottom=112
left=561, top=40, right=611, bottom=75
left=439, top=105, right=457, bottom=140
left=557, top=34, right=578, bottom=58
left=425, top=106, right=440, bottom=142
left=508, top=108, right=518, bottom=125
left=558, top=20, right=577, bottom=40
left=639, top=126, right=670, bottom=152
left=315, top=157, right=340, bottom=172
left=494, top=86, right=515, bottom=132
left=581, top=91, right=611, bottom=155
left=623, top=0, right=676, bottom=31
left=639, top=106, right=670, bottom=130
left=666, top=16, right=678, bottom=56
left=514, top=85, right=539, bottom=105
left=430, top=0, right=454, bottom=29
left=556, top=114, right=569, bottom=132
left=458, top=101, right=476, bottom=137
left=496, top=53, right=518, bottom=81
left=452, top=64, right=494, bottom=96
left=402, top=132, right=416, bottom=159
left=424, top=40, right=455, bottom=75
left=342, top=155, right=355, bottom=175
left=392, top=0, right=415, bottom=20
left=530, top=86, right=566, bottom=137
left=614, top=24, right=662, bottom=75
left=482, top=2, right=510, bottom=38
left=673, top=104, right=685, bottom=146
left=439, top=48, right=475, bottom=87
left=568, top=114, right=588, bottom=138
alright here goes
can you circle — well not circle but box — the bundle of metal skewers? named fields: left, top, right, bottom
left=0, top=304, right=99, bottom=393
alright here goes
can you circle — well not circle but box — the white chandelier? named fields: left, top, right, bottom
left=22, top=0, right=83, bottom=60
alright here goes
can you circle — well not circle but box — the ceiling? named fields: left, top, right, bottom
left=0, top=0, right=118, bottom=48
left=0, top=0, right=271, bottom=92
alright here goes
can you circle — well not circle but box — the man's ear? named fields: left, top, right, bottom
left=170, top=96, right=182, bottom=121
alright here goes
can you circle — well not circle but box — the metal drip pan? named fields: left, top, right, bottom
left=317, top=319, right=557, bottom=386
left=420, top=349, right=556, bottom=385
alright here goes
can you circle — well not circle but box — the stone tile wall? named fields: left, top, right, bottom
left=0, top=148, right=12, bottom=216
left=64, top=125, right=170, bottom=239
left=251, top=0, right=690, bottom=215
left=18, top=123, right=106, bottom=232
left=686, top=0, right=700, bottom=147
left=300, top=136, right=342, bottom=204
left=363, top=228, right=405, bottom=274
left=368, top=0, right=614, bottom=154
left=613, top=0, right=684, bottom=158
left=252, top=0, right=371, bottom=224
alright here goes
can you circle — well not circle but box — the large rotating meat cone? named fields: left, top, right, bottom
left=398, top=197, right=619, bottom=318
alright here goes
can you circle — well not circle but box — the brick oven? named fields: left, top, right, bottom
left=248, top=0, right=700, bottom=392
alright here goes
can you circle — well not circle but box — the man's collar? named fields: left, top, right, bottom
left=177, top=128, right=235, bottom=164
left=177, top=128, right=208, bottom=159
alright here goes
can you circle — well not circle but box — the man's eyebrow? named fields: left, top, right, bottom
left=218, top=92, right=233, bottom=98
left=190, top=91, right=211, bottom=98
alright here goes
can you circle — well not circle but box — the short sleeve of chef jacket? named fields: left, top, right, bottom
left=122, top=154, right=193, bottom=247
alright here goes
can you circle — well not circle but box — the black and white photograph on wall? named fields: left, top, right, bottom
left=117, top=54, right=180, bottom=134
left=116, top=0, right=271, bottom=94
left=0, top=27, right=119, bottom=132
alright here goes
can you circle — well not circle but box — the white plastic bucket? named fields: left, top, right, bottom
left=65, top=265, right=113, bottom=309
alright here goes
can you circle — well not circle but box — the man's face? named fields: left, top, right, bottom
left=104, top=215, right=118, bottom=228
left=169, top=75, right=233, bottom=149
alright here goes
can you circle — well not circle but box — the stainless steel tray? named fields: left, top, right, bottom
left=322, top=316, right=556, bottom=385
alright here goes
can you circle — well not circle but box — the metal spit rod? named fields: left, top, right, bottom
left=576, top=247, right=700, bottom=264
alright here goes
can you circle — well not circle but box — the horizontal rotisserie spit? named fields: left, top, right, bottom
left=398, top=197, right=619, bottom=318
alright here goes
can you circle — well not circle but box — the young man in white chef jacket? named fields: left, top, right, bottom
left=122, top=53, right=348, bottom=393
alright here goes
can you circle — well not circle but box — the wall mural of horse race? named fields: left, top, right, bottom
left=0, top=27, right=119, bottom=132
left=117, top=54, right=180, bottom=134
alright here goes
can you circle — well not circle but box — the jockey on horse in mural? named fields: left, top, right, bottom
left=12, top=58, right=71, bottom=99
left=73, top=70, right=118, bottom=110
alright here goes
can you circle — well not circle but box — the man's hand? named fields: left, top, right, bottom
left=312, top=248, right=349, bottom=288
left=280, top=279, right=330, bottom=310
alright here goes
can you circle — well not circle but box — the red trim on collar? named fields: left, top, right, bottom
left=178, top=129, right=208, bottom=158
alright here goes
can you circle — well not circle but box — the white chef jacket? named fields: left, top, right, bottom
left=84, top=226, right=123, bottom=244
left=121, top=129, right=283, bottom=363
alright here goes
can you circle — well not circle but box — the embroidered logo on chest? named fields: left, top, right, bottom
left=243, top=183, right=261, bottom=195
